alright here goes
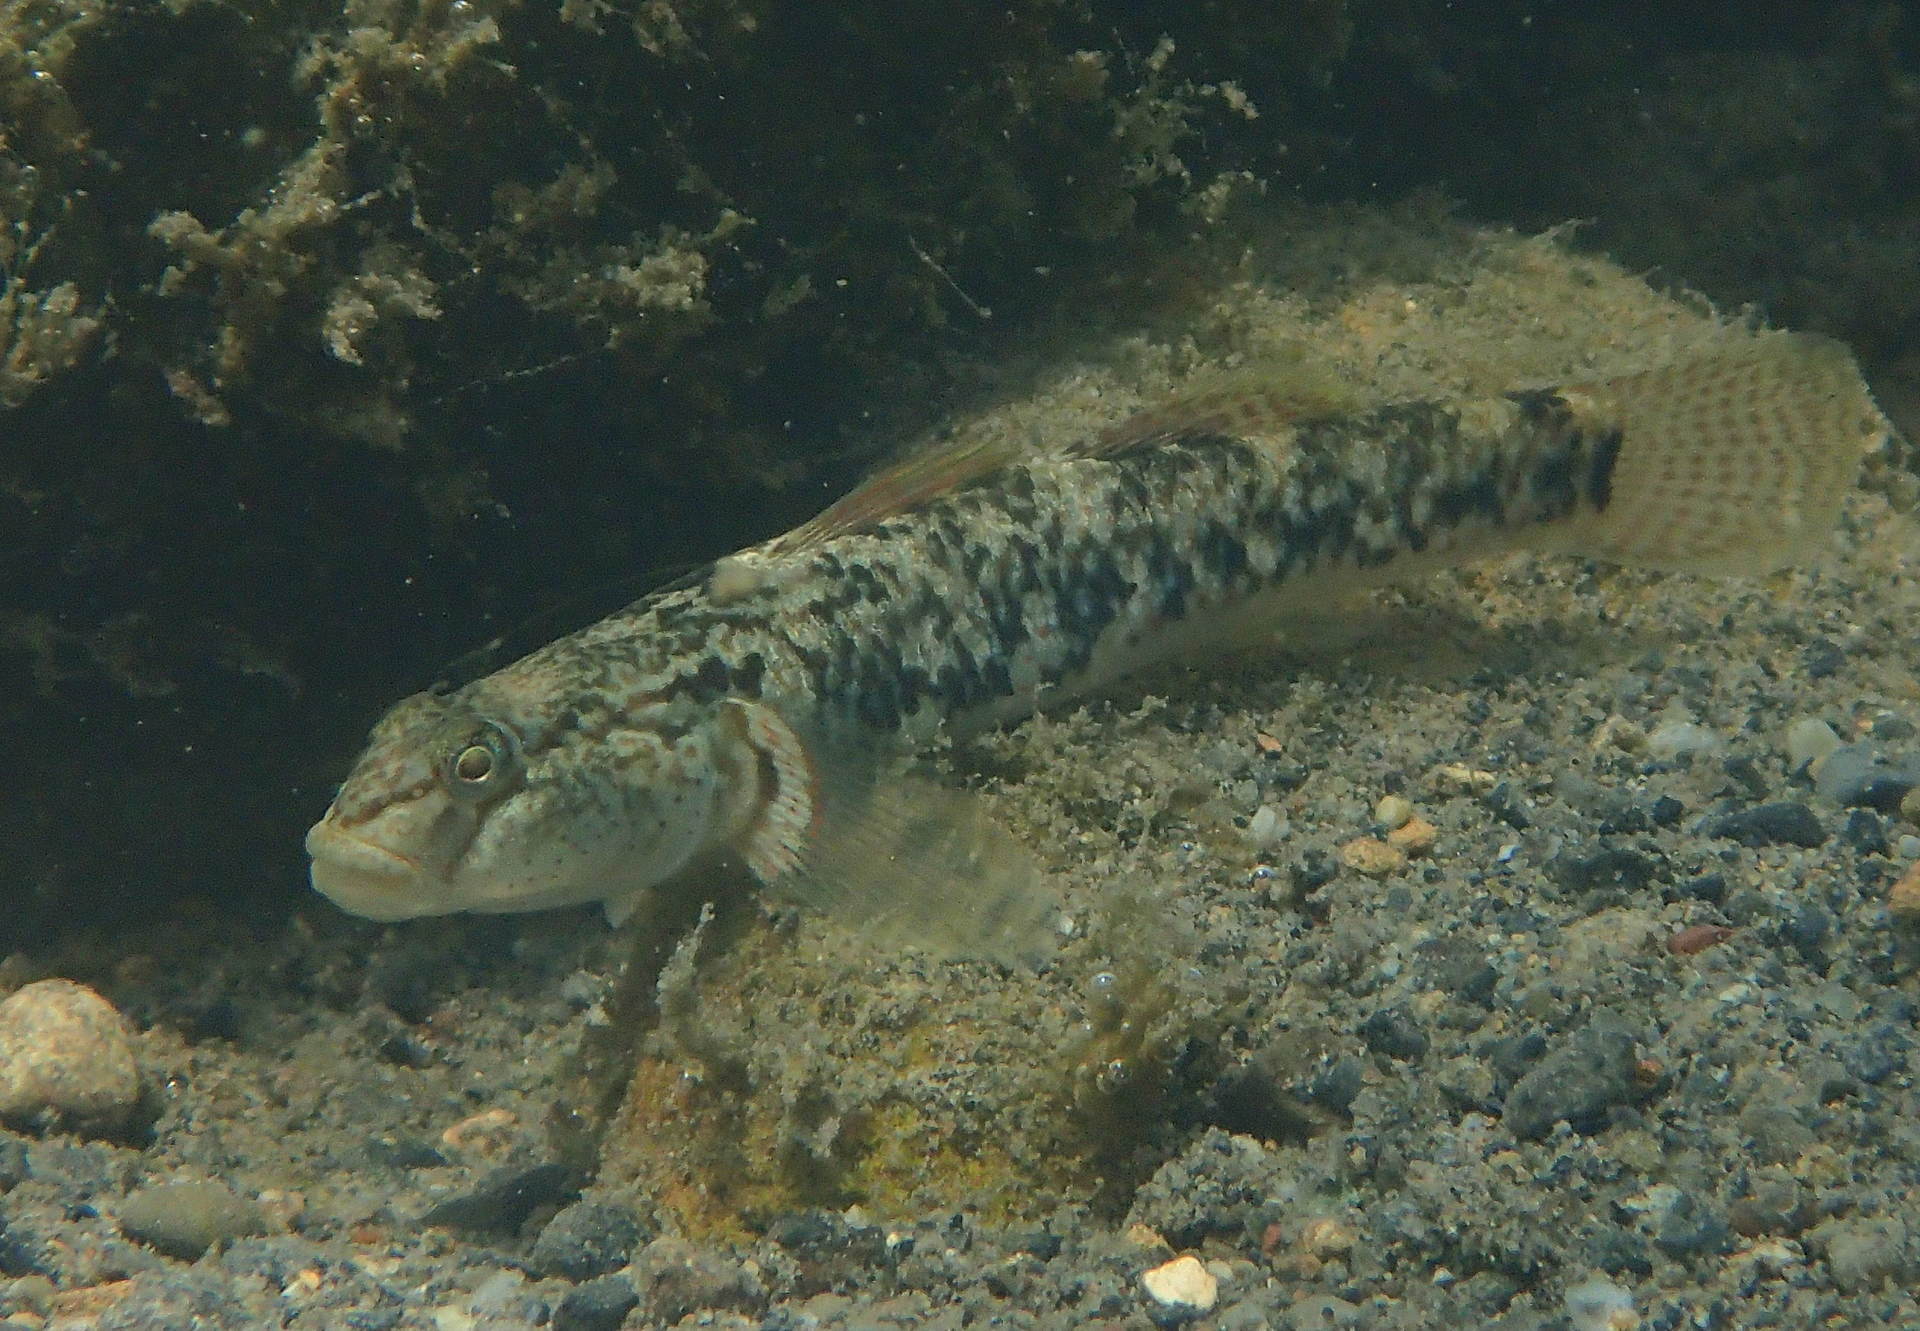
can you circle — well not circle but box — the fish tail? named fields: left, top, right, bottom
left=1532, top=333, right=1892, bottom=574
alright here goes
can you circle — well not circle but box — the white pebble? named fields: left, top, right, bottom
left=1902, top=835, right=1920, bottom=859
left=1646, top=711, right=1720, bottom=761
left=1564, top=1275, right=1636, bottom=1331
left=1140, top=1254, right=1218, bottom=1313
left=1783, top=717, right=1842, bottom=771
left=1247, top=804, right=1288, bottom=848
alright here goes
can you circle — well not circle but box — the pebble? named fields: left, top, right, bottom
left=116, top=1179, right=267, bottom=1260
left=1246, top=804, right=1288, bottom=849
left=1373, top=794, right=1413, bottom=830
left=420, top=1162, right=579, bottom=1233
left=1337, top=837, right=1406, bottom=877
left=555, top=1274, right=639, bottom=1331
left=0, top=979, right=143, bottom=1136
left=1902, top=785, right=1920, bottom=825
left=1814, top=1215, right=1911, bottom=1293
left=1889, top=860, right=1920, bottom=921
left=1502, top=1015, right=1637, bottom=1140
left=1139, top=1254, right=1217, bottom=1315
left=1386, top=816, right=1436, bottom=855
left=1783, top=717, right=1842, bottom=771
left=530, top=1200, right=647, bottom=1281
left=1563, top=1275, right=1635, bottom=1331
left=1646, top=714, right=1719, bottom=761
left=1703, top=802, right=1827, bottom=849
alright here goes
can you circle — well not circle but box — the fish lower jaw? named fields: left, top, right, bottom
left=305, top=820, right=444, bottom=921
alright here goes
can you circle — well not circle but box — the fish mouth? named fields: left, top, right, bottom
left=305, top=818, right=438, bottom=921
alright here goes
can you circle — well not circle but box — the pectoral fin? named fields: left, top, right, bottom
left=727, top=700, right=1058, bottom=968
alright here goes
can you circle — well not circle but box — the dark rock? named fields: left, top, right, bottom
left=1842, top=1022, right=1908, bottom=1085
left=1648, top=795, right=1686, bottom=827
left=1654, top=1192, right=1733, bottom=1257
left=0, top=1138, right=27, bottom=1190
left=1501, top=1016, right=1638, bottom=1140
left=531, top=1200, right=647, bottom=1282
left=1303, top=1057, right=1365, bottom=1116
left=1777, top=905, right=1832, bottom=970
left=1582, top=1225, right=1652, bottom=1276
left=1484, top=782, right=1531, bottom=830
left=1803, top=637, right=1845, bottom=678
left=419, top=1162, right=578, bottom=1234
left=1359, top=1006, right=1429, bottom=1061
left=1485, top=1031, right=1547, bottom=1084
left=555, top=1274, right=639, bottom=1331
left=1704, top=802, right=1826, bottom=848
left=1673, top=872, right=1727, bottom=904
left=1720, top=756, right=1768, bottom=799
left=1842, top=809, right=1889, bottom=855
left=1289, top=851, right=1336, bottom=894
left=1549, top=845, right=1658, bottom=894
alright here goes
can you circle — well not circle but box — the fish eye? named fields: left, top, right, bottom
left=444, top=722, right=518, bottom=798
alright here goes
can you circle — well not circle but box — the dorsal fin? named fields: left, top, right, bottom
left=757, top=434, right=1028, bottom=560
left=756, top=348, right=1355, bottom=561
left=1085, top=357, right=1355, bottom=456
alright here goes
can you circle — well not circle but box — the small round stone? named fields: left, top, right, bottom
left=0, top=979, right=143, bottom=1137
left=1140, top=1254, right=1218, bottom=1314
left=1373, top=794, right=1413, bottom=831
left=117, top=1179, right=267, bottom=1260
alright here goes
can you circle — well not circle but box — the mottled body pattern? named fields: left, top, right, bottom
left=308, top=335, right=1896, bottom=954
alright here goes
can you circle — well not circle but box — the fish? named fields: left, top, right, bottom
left=305, top=333, right=1901, bottom=963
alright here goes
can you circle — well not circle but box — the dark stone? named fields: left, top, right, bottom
left=1842, top=809, right=1889, bottom=856
left=1303, top=1057, right=1366, bottom=1116
left=1675, top=872, right=1727, bottom=904
left=1704, top=802, right=1827, bottom=849
left=1501, top=1016, right=1638, bottom=1140
left=1777, top=905, right=1832, bottom=971
left=1648, top=795, right=1686, bottom=827
left=1720, top=756, right=1769, bottom=799
left=0, top=1137, right=27, bottom=1190
left=419, top=1163, right=578, bottom=1234
left=1549, top=845, right=1658, bottom=893
left=1842, top=1022, right=1907, bottom=1086
left=1803, top=637, right=1845, bottom=678
left=1653, top=1192, right=1733, bottom=1257
left=1359, top=1006, right=1429, bottom=1061
left=1289, top=851, right=1336, bottom=894
left=1484, top=781, right=1531, bottom=830
left=531, top=1200, right=647, bottom=1282
left=364, top=1137, right=447, bottom=1171
left=1582, top=1225, right=1653, bottom=1276
left=555, top=1275, right=639, bottom=1331
left=1012, top=1229, right=1062, bottom=1261
left=1485, top=1031, right=1548, bottom=1085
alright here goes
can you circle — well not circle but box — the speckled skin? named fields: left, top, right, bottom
left=305, top=335, right=1890, bottom=922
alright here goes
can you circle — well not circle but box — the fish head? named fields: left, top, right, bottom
left=306, top=684, right=722, bottom=922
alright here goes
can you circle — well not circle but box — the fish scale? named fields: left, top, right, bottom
left=307, top=332, right=1899, bottom=963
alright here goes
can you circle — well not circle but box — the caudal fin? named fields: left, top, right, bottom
left=1538, top=334, right=1891, bottom=575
